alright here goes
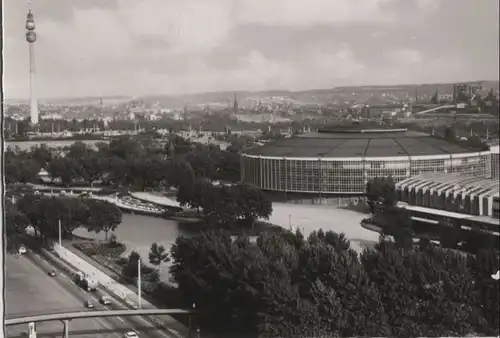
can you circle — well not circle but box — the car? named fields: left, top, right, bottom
left=99, top=296, right=111, bottom=305
left=124, top=331, right=139, bottom=338
left=85, top=300, right=94, bottom=308
left=18, top=246, right=27, bottom=254
left=48, top=269, right=57, bottom=277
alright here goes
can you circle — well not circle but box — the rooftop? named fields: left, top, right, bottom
left=396, top=202, right=500, bottom=229
left=396, top=173, right=500, bottom=199
left=245, top=128, right=482, bottom=158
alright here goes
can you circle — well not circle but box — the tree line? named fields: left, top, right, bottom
left=173, top=176, right=273, bottom=228
left=169, top=228, right=499, bottom=337
left=5, top=135, right=242, bottom=188
left=5, top=194, right=123, bottom=251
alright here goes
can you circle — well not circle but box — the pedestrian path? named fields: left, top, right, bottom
left=52, top=243, right=190, bottom=337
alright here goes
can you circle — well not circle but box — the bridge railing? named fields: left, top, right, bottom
left=5, top=308, right=196, bottom=326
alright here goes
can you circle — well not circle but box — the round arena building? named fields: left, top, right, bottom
left=240, top=127, right=495, bottom=195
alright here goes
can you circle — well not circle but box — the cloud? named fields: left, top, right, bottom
left=385, top=49, right=423, bottom=65
left=416, top=0, right=441, bottom=12
left=2, top=0, right=498, bottom=98
left=116, top=0, right=233, bottom=53
left=236, top=0, right=399, bottom=26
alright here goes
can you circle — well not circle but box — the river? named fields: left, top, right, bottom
left=73, top=214, right=182, bottom=282
left=73, top=203, right=378, bottom=283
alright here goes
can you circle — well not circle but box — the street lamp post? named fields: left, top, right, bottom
left=189, top=303, right=196, bottom=338
left=58, top=219, right=62, bottom=247
left=137, top=258, right=142, bottom=309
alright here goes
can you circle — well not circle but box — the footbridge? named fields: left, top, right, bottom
left=6, top=308, right=196, bottom=338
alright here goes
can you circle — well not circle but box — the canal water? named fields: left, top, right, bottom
left=73, top=214, right=182, bottom=282
left=73, top=203, right=377, bottom=283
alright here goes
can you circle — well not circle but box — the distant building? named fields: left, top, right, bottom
left=41, top=113, right=64, bottom=120
left=233, top=93, right=239, bottom=113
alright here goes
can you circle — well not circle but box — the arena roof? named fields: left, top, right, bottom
left=245, top=129, right=482, bottom=158
left=396, top=173, right=500, bottom=199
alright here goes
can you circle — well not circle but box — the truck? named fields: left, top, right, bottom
left=75, top=271, right=98, bottom=291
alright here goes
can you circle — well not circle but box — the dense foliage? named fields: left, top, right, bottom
left=5, top=135, right=241, bottom=188
left=5, top=194, right=122, bottom=249
left=170, top=229, right=499, bottom=337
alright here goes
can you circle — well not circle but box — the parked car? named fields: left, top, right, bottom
left=85, top=300, right=94, bottom=308
left=18, top=246, right=27, bottom=254
left=124, top=331, right=139, bottom=338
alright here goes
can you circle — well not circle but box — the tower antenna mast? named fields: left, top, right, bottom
left=26, top=0, right=39, bottom=125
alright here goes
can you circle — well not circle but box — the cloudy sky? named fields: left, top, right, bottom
left=3, top=0, right=499, bottom=99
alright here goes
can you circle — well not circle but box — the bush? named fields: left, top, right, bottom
left=116, top=257, right=128, bottom=266
left=95, top=187, right=117, bottom=196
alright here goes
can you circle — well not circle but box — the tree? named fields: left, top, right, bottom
left=108, top=136, right=144, bottom=160
left=430, top=90, right=438, bottom=104
left=233, top=183, right=273, bottom=228
left=202, top=185, right=240, bottom=226
left=148, top=242, right=170, bottom=267
left=4, top=201, right=30, bottom=252
left=170, top=225, right=491, bottom=337
left=83, top=199, right=122, bottom=241
left=185, top=147, right=217, bottom=179
left=66, top=141, right=93, bottom=159
left=5, top=156, right=40, bottom=184
left=380, top=206, right=414, bottom=249
left=16, top=194, right=89, bottom=242
left=47, top=157, right=78, bottom=186
left=105, top=156, right=130, bottom=186
left=81, top=151, right=106, bottom=186
left=297, top=234, right=390, bottom=337
left=30, top=144, right=52, bottom=167
left=468, top=249, right=500, bottom=335
left=366, top=177, right=397, bottom=214
left=122, top=251, right=156, bottom=281
left=176, top=178, right=214, bottom=212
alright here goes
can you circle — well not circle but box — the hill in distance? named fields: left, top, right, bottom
left=6, top=80, right=498, bottom=107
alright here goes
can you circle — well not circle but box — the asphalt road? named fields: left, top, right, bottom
left=5, top=250, right=182, bottom=338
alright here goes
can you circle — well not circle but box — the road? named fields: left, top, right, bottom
left=5, top=250, right=182, bottom=338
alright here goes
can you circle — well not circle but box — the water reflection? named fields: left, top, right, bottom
left=73, top=214, right=184, bottom=281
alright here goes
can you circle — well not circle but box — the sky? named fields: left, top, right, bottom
left=2, top=0, right=499, bottom=99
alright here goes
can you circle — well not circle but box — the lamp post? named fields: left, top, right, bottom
left=58, top=219, right=62, bottom=247
left=189, top=303, right=196, bottom=338
left=137, top=258, right=142, bottom=309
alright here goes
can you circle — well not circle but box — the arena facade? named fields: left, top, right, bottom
left=240, top=128, right=499, bottom=195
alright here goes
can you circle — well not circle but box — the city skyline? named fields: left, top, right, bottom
left=3, top=0, right=499, bottom=99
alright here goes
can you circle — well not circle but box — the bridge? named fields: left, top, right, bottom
left=413, top=104, right=456, bottom=115
left=6, top=308, right=196, bottom=338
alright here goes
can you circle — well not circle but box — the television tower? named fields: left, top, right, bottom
left=26, top=8, right=39, bottom=125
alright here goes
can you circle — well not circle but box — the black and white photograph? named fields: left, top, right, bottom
left=1, top=0, right=499, bottom=337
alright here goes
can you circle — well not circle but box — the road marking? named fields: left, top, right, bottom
left=22, top=249, right=123, bottom=338
left=167, top=328, right=182, bottom=338
left=116, top=316, right=125, bottom=323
